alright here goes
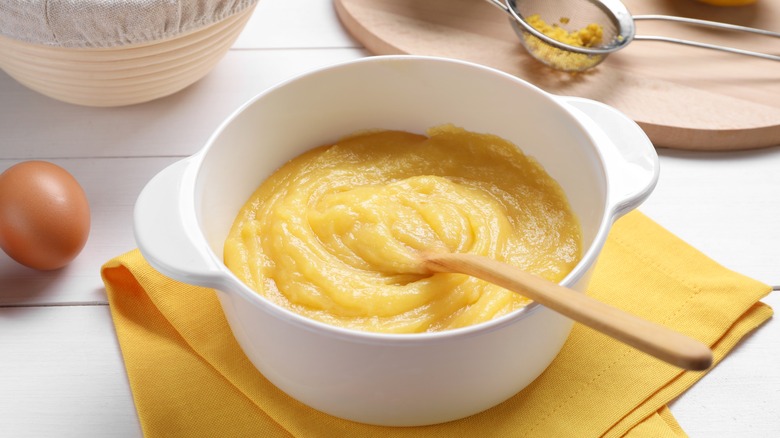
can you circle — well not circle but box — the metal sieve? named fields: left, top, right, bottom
left=485, top=0, right=780, bottom=72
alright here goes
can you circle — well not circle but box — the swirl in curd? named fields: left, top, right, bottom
left=224, top=125, right=581, bottom=333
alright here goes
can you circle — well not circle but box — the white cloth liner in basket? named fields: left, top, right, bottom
left=0, top=0, right=258, bottom=48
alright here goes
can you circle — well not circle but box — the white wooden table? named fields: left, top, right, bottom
left=1, top=1, right=778, bottom=436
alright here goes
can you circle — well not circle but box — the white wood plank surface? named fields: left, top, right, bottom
left=642, top=147, right=780, bottom=287
left=0, top=305, right=141, bottom=438
left=671, top=289, right=780, bottom=437
left=0, top=0, right=778, bottom=436
left=233, top=0, right=360, bottom=49
left=0, top=48, right=366, bottom=160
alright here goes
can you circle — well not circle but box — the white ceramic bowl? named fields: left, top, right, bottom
left=134, top=55, right=658, bottom=426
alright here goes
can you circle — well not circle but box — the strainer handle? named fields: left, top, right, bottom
left=559, top=96, right=659, bottom=219
left=633, top=35, right=780, bottom=62
left=632, top=15, right=780, bottom=62
left=134, top=156, right=228, bottom=290
left=633, top=15, right=780, bottom=39
left=483, top=0, right=510, bottom=13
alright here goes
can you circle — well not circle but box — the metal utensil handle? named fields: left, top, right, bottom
left=633, top=15, right=780, bottom=38
left=633, top=15, right=780, bottom=61
left=484, top=0, right=510, bottom=12
left=634, top=35, right=780, bottom=61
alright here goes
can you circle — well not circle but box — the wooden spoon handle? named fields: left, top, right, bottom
left=423, top=252, right=713, bottom=371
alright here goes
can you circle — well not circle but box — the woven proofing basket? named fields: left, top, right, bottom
left=0, top=4, right=256, bottom=107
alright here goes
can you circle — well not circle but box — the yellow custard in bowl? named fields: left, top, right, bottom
left=224, top=125, right=581, bottom=333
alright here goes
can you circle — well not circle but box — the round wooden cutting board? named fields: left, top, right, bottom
left=334, top=0, right=780, bottom=150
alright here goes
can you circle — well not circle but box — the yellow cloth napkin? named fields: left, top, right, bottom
left=101, top=211, right=773, bottom=437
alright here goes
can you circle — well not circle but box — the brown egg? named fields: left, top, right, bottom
left=0, top=161, right=91, bottom=270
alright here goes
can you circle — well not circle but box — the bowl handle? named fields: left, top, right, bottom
left=134, top=157, right=226, bottom=289
left=559, top=96, right=660, bottom=219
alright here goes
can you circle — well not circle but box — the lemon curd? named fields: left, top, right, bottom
left=224, top=125, right=581, bottom=333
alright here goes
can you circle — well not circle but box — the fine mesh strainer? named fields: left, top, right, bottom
left=486, top=0, right=780, bottom=72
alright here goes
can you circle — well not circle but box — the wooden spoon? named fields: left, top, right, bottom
left=422, top=252, right=713, bottom=371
